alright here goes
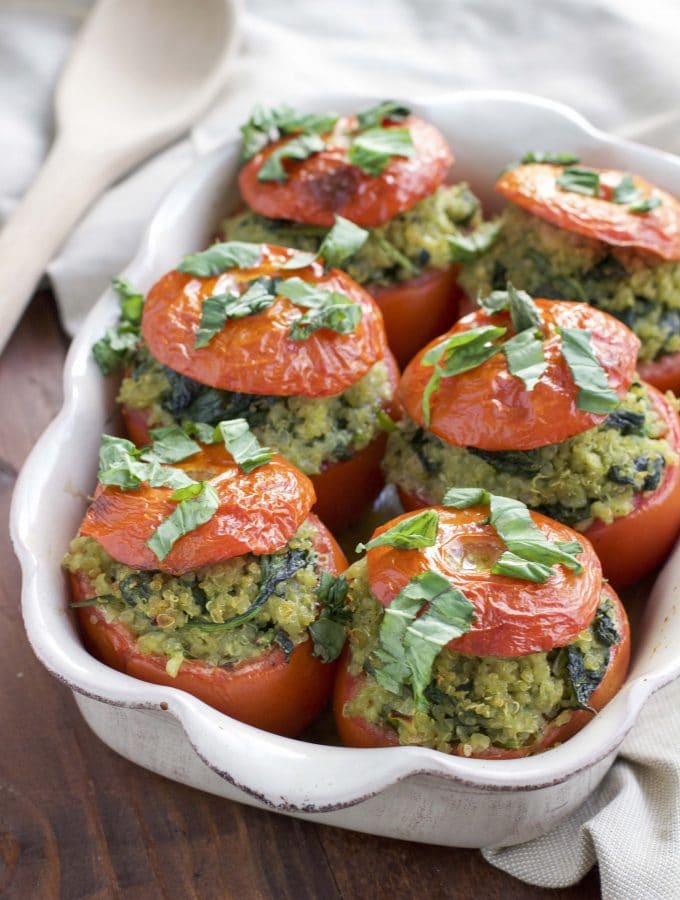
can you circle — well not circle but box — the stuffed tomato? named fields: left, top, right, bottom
left=110, top=240, right=398, bottom=531
left=460, top=157, right=680, bottom=392
left=63, top=429, right=350, bottom=737
left=333, top=500, right=630, bottom=757
left=384, top=289, right=680, bottom=587
left=220, top=101, right=490, bottom=365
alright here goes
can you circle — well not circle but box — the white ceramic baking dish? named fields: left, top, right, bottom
left=12, top=91, right=680, bottom=849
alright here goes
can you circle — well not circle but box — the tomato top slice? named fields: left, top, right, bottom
left=366, top=507, right=602, bottom=657
left=497, top=163, right=680, bottom=260
left=80, top=443, right=315, bottom=575
left=142, top=245, right=387, bottom=398
left=238, top=115, right=453, bottom=228
left=400, top=299, right=639, bottom=450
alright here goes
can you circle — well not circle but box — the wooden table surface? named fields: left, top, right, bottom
left=0, top=293, right=601, bottom=899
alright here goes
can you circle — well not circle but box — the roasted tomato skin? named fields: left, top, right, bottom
left=71, top=514, right=347, bottom=738
left=239, top=115, right=453, bottom=229
left=400, top=300, right=639, bottom=451
left=370, top=266, right=462, bottom=368
left=639, top=351, right=680, bottom=395
left=80, top=443, right=315, bottom=575
left=334, top=585, right=629, bottom=757
left=496, top=164, right=680, bottom=261
left=397, top=385, right=680, bottom=589
left=141, top=246, right=387, bottom=399
left=366, top=506, right=602, bottom=657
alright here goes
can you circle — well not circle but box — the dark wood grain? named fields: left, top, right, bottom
left=0, top=293, right=601, bottom=899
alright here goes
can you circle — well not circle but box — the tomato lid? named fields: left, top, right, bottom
left=400, top=299, right=639, bottom=450
left=80, top=442, right=315, bottom=575
left=497, top=163, right=680, bottom=260
left=239, top=114, right=452, bottom=228
left=366, top=506, right=602, bottom=657
left=142, top=244, right=387, bottom=398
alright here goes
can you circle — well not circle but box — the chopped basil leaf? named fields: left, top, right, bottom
left=277, top=278, right=332, bottom=307
left=356, top=508, right=439, bottom=553
left=557, top=167, right=600, bottom=197
left=146, top=482, right=219, bottom=561
left=448, top=221, right=501, bottom=263
left=521, top=151, right=580, bottom=166
left=442, top=486, right=489, bottom=508
left=356, top=100, right=410, bottom=130
left=194, top=279, right=277, bottom=348
left=143, top=427, right=201, bottom=464
left=421, top=326, right=506, bottom=426
left=92, top=278, right=144, bottom=375
left=503, top=328, right=547, bottom=390
left=317, top=216, right=369, bottom=268
left=480, top=283, right=542, bottom=333
left=559, top=327, right=619, bottom=414
left=240, top=104, right=338, bottom=161
left=629, top=195, right=662, bottom=214
left=257, top=133, right=326, bottom=183
left=348, top=126, right=414, bottom=176
left=179, top=242, right=262, bottom=277
left=491, top=550, right=555, bottom=584
left=98, top=435, right=195, bottom=492
left=215, top=418, right=274, bottom=473
left=309, top=572, right=351, bottom=663
left=612, top=174, right=640, bottom=205
left=288, top=294, right=361, bottom=340
left=279, top=250, right=319, bottom=270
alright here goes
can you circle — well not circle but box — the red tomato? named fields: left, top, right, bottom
left=370, top=266, right=463, bottom=368
left=366, top=506, right=602, bottom=657
left=333, top=585, right=630, bottom=756
left=639, top=351, right=680, bottom=395
left=80, top=442, right=315, bottom=575
left=72, top=514, right=347, bottom=737
left=497, top=164, right=680, bottom=260
left=584, top=385, right=680, bottom=587
left=142, top=245, right=387, bottom=399
left=400, top=299, right=639, bottom=450
left=239, top=115, right=452, bottom=228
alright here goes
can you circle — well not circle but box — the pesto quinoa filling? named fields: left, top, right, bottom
left=343, top=559, right=619, bottom=754
left=64, top=521, right=327, bottom=677
left=460, top=204, right=680, bottom=362
left=118, top=346, right=392, bottom=474
left=384, top=381, right=676, bottom=527
left=221, top=184, right=482, bottom=287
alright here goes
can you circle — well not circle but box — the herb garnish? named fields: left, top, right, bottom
left=146, top=482, right=220, bottom=561
left=629, top=196, right=662, bottom=214
left=257, top=133, right=326, bottom=183
left=194, top=278, right=277, bottom=348
left=240, top=104, right=339, bottom=162
left=308, top=573, right=351, bottom=662
left=521, top=151, right=580, bottom=166
left=448, top=221, right=501, bottom=263
left=443, top=488, right=584, bottom=583
left=92, top=278, right=144, bottom=375
left=557, top=167, right=601, bottom=197
left=97, top=435, right=195, bottom=492
left=214, top=418, right=274, bottom=473
left=348, top=126, right=414, bottom=176
left=317, top=216, right=369, bottom=267
left=179, top=242, right=262, bottom=277
left=356, top=100, right=410, bottom=130
left=479, top=284, right=546, bottom=390
left=356, top=508, right=439, bottom=553
left=558, top=327, right=619, bottom=414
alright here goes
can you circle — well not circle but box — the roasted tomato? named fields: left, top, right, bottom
left=370, top=266, right=463, bottom=368
left=80, top=442, right=315, bottom=575
left=142, top=245, right=387, bottom=399
left=333, top=585, right=630, bottom=757
left=400, top=300, right=639, bottom=451
left=72, top=513, right=347, bottom=737
left=496, top=164, right=680, bottom=261
left=239, top=115, right=452, bottom=229
left=639, top=352, right=680, bottom=396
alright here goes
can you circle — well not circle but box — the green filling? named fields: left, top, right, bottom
left=118, top=348, right=392, bottom=475
left=343, top=560, right=617, bottom=753
left=460, top=204, right=680, bottom=363
left=221, top=184, right=482, bottom=286
left=383, top=381, right=676, bottom=527
left=63, top=522, right=325, bottom=676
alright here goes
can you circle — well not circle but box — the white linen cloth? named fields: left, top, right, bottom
left=3, top=0, right=680, bottom=895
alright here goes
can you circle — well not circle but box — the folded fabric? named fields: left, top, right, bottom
left=4, top=1, right=680, bottom=895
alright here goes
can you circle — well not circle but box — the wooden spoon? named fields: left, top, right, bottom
left=0, top=0, right=239, bottom=353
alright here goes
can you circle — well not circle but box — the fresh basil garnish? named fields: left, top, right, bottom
left=146, top=482, right=220, bottom=561
left=257, top=133, right=326, bottom=183
left=559, top=327, right=619, bottom=414
left=348, top=126, right=414, bottom=176
left=287, top=293, right=361, bottom=340
left=194, top=279, right=277, bottom=348
left=215, top=418, right=274, bottom=473
left=611, top=174, right=640, bottom=205
left=97, top=435, right=195, bottom=492
left=144, top=426, right=201, bottom=464
left=179, top=242, right=262, bottom=277
left=92, top=278, right=144, bottom=375
left=629, top=196, right=662, bottom=214
left=240, top=104, right=338, bottom=161
left=448, top=221, right=501, bottom=263
left=317, top=216, right=369, bottom=268
left=356, top=508, right=439, bottom=553
left=371, top=571, right=475, bottom=706
left=557, top=167, right=601, bottom=197
left=443, top=488, right=583, bottom=583
left=421, top=326, right=506, bottom=426
left=502, top=329, right=547, bottom=390
left=309, top=572, right=351, bottom=663
left=356, top=100, right=410, bottom=130
left=480, top=283, right=542, bottom=332
left=521, top=151, right=580, bottom=166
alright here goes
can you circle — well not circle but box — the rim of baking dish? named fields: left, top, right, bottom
left=12, top=90, right=680, bottom=814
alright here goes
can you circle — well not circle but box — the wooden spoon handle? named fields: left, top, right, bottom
left=0, top=135, right=122, bottom=353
